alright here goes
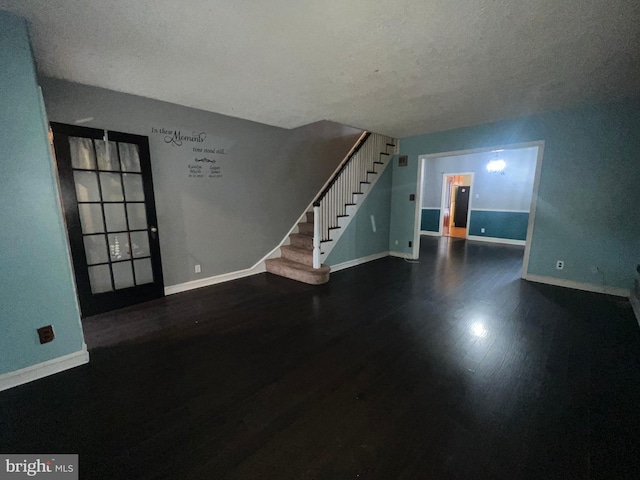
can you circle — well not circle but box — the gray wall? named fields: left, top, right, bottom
left=41, top=78, right=362, bottom=286
left=421, top=147, right=538, bottom=210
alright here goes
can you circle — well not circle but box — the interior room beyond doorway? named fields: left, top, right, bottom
left=415, top=142, right=543, bottom=269
left=441, top=173, right=473, bottom=239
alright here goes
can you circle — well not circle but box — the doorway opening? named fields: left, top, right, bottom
left=441, top=173, right=473, bottom=239
left=412, top=141, right=545, bottom=275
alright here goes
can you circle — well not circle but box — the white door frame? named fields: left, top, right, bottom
left=438, top=172, right=475, bottom=236
left=412, top=141, right=545, bottom=278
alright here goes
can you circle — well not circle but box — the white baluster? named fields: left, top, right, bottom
left=313, top=204, right=321, bottom=269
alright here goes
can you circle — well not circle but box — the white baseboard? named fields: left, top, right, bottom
left=165, top=263, right=266, bottom=295
left=523, top=273, right=630, bottom=298
left=0, top=349, right=89, bottom=392
left=389, top=251, right=416, bottom=260
left=329, top=251, right=389, bottom=272
left=467, top=235, right=526, bottom=246
left=420, top=231, right=440, bottom=237
left=630, top=290, right=640, bottom=328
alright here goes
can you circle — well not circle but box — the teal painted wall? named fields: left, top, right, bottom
left=391, top=100, right=640, bottom=290
left=325, top=165, right=392, bottom=266
left=0, top=11, right=85, bottom=375
left=421, top=209, right=440, bottom=232
left=468, top=211, right=529, bottom=240
left=389, top=154, right=416, bottom=252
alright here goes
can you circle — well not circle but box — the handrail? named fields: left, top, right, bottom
left=311, top=132, right=396, bottom=269
left=313, top=131, right=371, bottom=207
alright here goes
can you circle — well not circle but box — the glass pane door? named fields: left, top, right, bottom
left=52, top=123, right=164, bottom=317
left=68, top=137, right=154, bottom=294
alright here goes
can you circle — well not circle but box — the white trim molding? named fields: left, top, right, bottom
left=165, top=262, right=266, bottom=295
left=419, top=141, right=547, bottom=160
left=467, top=235, right=526, bottom=246
left=420, top=230, right=440, bottom=236
left=523, top=273, right=630, bottom=298
left=0, top=349, right=89, bottom=392
left=329, top=251, right=389, bottom=273
left=522, top=142, right=546, bottom=277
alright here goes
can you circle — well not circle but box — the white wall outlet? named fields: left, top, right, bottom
left=395, top=240, right=398, bottom=245
left=195, top=264, right=201, bottom=273
left=556, top=260, right=564, bottom=270
left=480, top=228, right=485, bottom=233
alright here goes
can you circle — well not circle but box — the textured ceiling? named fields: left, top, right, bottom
left=2, top=0, right=639, bottom=137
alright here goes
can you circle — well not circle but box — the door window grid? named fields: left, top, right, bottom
left=71, top=137, right=151, bottom=292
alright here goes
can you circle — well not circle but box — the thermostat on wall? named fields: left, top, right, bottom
left=398, top=155, right=408, bottom=167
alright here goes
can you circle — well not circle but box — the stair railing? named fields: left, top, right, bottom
left=312, top=132, right=395, bottom=268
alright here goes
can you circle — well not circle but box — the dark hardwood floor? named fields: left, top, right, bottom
left=1, top=237, right=639, bottom=479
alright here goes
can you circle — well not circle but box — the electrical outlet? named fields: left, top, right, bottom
left=408, top=241, right=412, bottom=248
left=37, top=325, right=55, bottom=344
left=195, top=264, right=201, bottom=273
left=480, top=228, right=485, bottom=233
left=556, top=260, right=564, bottom=270
left=395, top=240, right=398, bottom=245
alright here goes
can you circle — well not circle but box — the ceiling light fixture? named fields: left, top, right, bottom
left=486, top=154, right=506, bottom=174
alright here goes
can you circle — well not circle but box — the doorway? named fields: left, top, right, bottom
left=51, top=123, right=164, bottom=317
left=441, top=173, right=473, bottom=239
left=412, top=141, right=545, bottom=275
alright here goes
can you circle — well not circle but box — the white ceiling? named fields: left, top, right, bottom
left=2, top=0, right=639, bottom=137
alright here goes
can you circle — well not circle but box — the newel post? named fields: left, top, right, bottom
left=313, top=203, right=321, bottom=269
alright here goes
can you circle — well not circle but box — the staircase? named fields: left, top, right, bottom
left=265, top=211, right=331, bottom=284
left=265, top=132, right=397, bottom=284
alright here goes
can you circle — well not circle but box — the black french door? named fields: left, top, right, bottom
left=51, top=123, right=164, bottom=317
